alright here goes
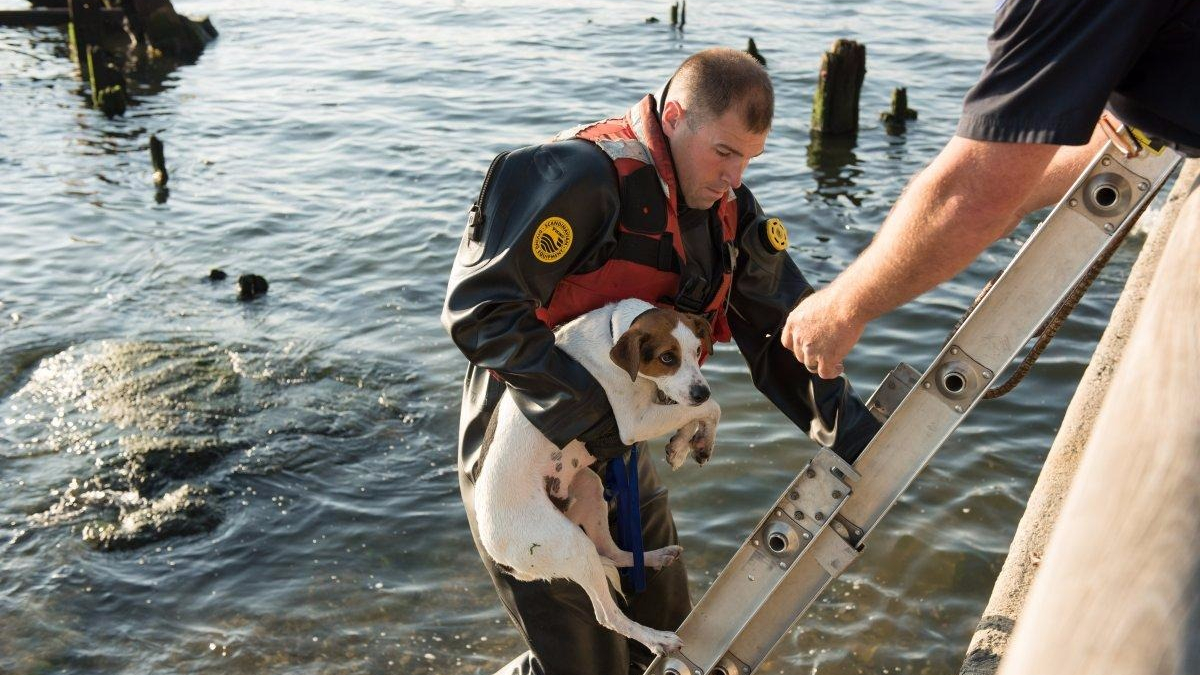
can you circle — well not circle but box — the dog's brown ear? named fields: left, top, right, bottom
left=685, top=314, right=714, bottom=357
left=610, top=329, right=645, bottom=382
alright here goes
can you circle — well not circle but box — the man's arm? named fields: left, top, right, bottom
left=727, top=186, right=881, bottom=462
left=442, top=140, right=626, bottom=450
left=780, top=129, right=1104, bottom=379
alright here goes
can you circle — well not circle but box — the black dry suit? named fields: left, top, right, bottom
left=441, top=137, right=881, bottom=675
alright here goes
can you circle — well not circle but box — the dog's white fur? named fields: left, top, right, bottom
left=475, top=299, right=721, bottom=655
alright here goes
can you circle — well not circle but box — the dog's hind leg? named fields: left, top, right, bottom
left=565, top=469, right=682, bottom=570
left=562, top=533, right=684, bottom=656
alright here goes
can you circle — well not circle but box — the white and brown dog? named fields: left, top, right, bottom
left=474, top=298, right=721, bottom=655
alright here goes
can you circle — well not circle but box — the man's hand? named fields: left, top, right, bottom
left=780, top=287, right=866, bottom=379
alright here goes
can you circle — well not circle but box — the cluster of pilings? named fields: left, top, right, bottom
left=811, top=38, right=918, bottom=139
left=0, top=0, right=217, bottom=117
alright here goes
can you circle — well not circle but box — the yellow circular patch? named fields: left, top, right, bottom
left=763, top=217, right=788, bottom=252
left=532, top=216, right=573, bottom=263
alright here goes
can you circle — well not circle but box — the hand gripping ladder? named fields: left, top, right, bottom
left=644, top=134, right=1182, bottom=675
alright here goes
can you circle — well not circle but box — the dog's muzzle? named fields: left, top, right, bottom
left=654, top=388, right=678, bottom=406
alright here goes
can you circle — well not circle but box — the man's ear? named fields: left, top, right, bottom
left=610, top=329, right=645, bottom=382
left=685, top=314, right=714, bottom=357
left=661, top=100, right=684, bottom=139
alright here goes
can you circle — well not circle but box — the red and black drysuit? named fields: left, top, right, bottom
left=442, top=94, right=881, bottom=675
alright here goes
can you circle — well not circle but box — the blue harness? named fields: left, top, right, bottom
left=604, top=445, right=646, bottom=593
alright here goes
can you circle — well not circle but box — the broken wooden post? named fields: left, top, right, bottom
left=67, top=0, right=102, bottom=77
left=678, top=1, right=686, bottom=29
left=746, top=38, right=766, bottom=66
left=811, top=39, right=866, bottom=136
left=669, top=2, right=677, bottom=27
left=150, top=135, right=168, bottom=188
left=880, top=86, right=918, bottom=134
left=69, top=0, right=127, bottom=115
left=86, top=45, right=127, bottom=116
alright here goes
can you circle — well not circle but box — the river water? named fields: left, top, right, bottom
left=0, top=1, right=1158, bottom=673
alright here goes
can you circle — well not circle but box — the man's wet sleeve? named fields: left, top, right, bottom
left=725, top=186, right=881, bottom=462
left=441, top=140, right=621, bottom=448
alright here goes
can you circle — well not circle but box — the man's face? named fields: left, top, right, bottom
left=661, top=101, right=768, bottom=209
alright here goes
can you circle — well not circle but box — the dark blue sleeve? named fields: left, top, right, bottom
left=958, top=0, right=1179, bottom=146
left=726, top=186, right=880, bottom=462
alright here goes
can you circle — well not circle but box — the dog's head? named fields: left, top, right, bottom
left=609, top=308, right=713, bottom=406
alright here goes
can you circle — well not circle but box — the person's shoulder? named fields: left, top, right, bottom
left=501, top=139, right=615, bottom=188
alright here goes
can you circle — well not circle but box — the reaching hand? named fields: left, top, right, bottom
left=780, top=288, right=866, bottom=380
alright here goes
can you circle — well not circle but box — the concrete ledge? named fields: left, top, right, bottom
left=960, top=158, right=1200, bottom=675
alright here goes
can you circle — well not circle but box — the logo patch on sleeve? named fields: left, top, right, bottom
left=532, top=217, right=573, bottom=263
left=762, top=217, right=789, bottom=252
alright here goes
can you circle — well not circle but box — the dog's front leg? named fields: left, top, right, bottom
left=665, top=400, right=720, bottom=468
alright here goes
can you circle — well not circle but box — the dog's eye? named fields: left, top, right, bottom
left=696, top=346, right=702, bottom=358
left=659, top=352, right=676, bottom=365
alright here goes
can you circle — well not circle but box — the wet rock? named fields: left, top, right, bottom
left=208, top=268, right=227, bottom=281
left=118, top=435, right=244, bottom=496
left=237, top=274, right=269, bottom=301
left=81, top=484, right=221, bottom=551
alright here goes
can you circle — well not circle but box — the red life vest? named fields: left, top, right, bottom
left=535, top=94, right=739, bottom=343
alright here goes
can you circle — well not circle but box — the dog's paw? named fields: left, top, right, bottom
left=691, top=420, right=717, bottom=465
left=665, top=425, right=694, bottom=470
left=644, top=544, right=683, bottom=569
left=640, top=628, right=683, bottom=655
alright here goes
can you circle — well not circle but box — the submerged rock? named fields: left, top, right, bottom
left=81, top=484, right=221, bottom=551
left=118, top=435, right=244, bottom=496
left=237, top=274, right=269, bottom=301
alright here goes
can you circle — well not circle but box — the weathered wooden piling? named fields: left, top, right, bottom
left=86, top=44, right=127, bottom=116
left=811, top=39, right=866, bottom=136
left=880, top=86, right=918, bottom=134
left=68, top=0, right=128, bottom=115
left=678, top=1, right=685, bottom=29
left=669, top=2, right=677, bottom=27
left=746, top=38, right=766, bottom=66
left=150, top=135, right=168, bottom=188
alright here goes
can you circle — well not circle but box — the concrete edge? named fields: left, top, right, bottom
left=958, top=157, right=1200, bottom=675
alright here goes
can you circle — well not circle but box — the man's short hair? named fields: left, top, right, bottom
left=670, top=47, right=774, bottom=133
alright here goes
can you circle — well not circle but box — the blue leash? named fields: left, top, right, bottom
left=604, top=445, right=646, bottom=593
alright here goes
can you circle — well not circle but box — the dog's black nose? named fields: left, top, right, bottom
left=689, top=384, right=710, bottom=404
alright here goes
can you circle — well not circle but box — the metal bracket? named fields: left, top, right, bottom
left=866, top=362, right=920, bottom=422
left=1067, top=154, right=1154, bottom=234
left=920, top=344, right=991, bottom=415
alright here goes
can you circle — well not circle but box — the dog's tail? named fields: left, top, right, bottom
left=602, top=558, right=626, bottom=602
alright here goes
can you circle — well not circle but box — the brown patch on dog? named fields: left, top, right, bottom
left=681, top=312, right=714, bottom=359
left=544, top=476, right=569, bottom=512
left=609, top=308, right=687, bottom=381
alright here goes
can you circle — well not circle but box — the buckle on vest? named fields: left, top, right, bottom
left=673, top=276, right=710, bottom=314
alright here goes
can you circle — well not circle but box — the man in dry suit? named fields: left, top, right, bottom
left=443, top=48, right=881, bottom=675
